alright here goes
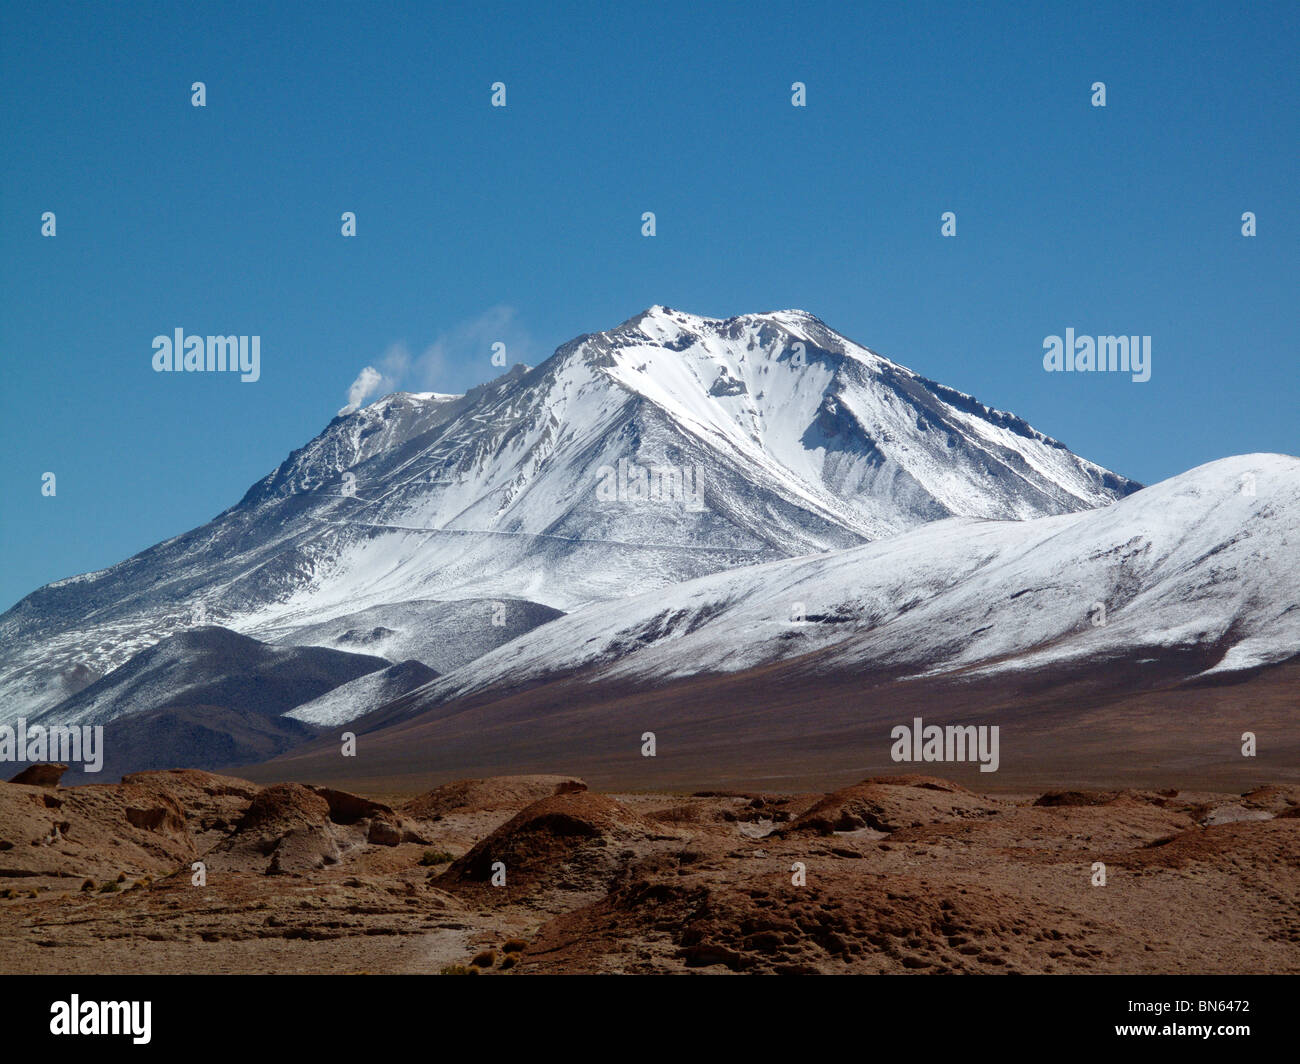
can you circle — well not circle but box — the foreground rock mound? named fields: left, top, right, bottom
left=208, top=784, right=340, bottom=875
left=436, top=791, right=659, bottom=900
left=524, top=868, right=1099, bottom=975
left=208, top=782, right=425, bottom=874
left=119, top=769, right=259, bottom=851
left=239, top=784, right=332, bottom=834
left=781, top=775, right=1001, bottom=836
left=1032, top=789, right=1176, bottom=808
left=403, top=776, right=587, bottom=819
left=0, top=776, right=201, bottom=883
left=7, top=763, right=68, bottom=788
left=310, top=786, right=425, bottom=846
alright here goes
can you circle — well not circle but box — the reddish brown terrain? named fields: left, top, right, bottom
left=246, top=658, right=1300, bottom=796
left=2, top=765, right=1296, bottom=974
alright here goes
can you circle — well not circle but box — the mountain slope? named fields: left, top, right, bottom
left=33, top=627, right=390, bottom=729
left=12, top=627, right=393, bottom=780
left=381, top=454, right=1300, bottom=709
left=251, top=455, right=1299, bottom=792
left=0, top=307, right=1138, bottom=722
left=255, top=598, right=563, bottom=673
left=284, top=659, right=440, bottom=727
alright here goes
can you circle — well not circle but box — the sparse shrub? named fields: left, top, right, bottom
left=502, top=938, right=527, bottom=954
left=439, top=964, right=478, bottom=976
left=419, top=849, right=454, bottom=866
left=115, top=872, right=127, bottom=883
left=500, top=955, right=516, bottom=970
left=80, top=879, right=94, bottom=892
left=98, top=881, right=119, bottom=894
left=470, top=950, right=496, bottom=968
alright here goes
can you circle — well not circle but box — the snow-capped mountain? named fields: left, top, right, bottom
left=398, top=454, right=1300, bottom=710
left=0, top=307, right=1139, bottom=723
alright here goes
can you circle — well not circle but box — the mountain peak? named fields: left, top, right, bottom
left=619, top=304, right=826, bottom=335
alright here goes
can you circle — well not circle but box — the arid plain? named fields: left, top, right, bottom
left=2, top=764, right=1295, bottom=975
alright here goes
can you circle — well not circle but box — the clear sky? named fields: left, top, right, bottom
left=2, top=0, right=1296, bottom=611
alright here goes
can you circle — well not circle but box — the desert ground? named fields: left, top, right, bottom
left=1, top=764, right=1296, bottom=975
left=241, top=658, right=1300, bottom=798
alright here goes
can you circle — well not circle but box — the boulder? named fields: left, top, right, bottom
left=7, top=763, right=68, bottom=788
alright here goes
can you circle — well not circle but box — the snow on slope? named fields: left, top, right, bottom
left=411, top=455, right=1298, bottom=705
left=0, top=307, right=1138, bottom=722
left=251, top=598, right=563, bottom=673
left=285, top=659, right=439, bottom=727
left=605, top=308, right=1133, bottom=531
left=30, top=627, right=390, bottom=729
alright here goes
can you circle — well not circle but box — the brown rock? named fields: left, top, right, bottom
left=311, top=786, right=395, bottom=824
left=436, top=791, right=653, bottom=895
left=403, top=776, right=588, bottom=819
left=366, top=817, right=404, bottom=847
left=237, top=784, right=330, bottom=834
left=781, top=776, right=1000, bottom=836
left=124, top=792, right=187, bottom=838
left=7, top=764, right=67, bottom=788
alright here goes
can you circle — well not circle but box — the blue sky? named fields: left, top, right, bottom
left=1, top=0, right=1296, bottom=610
